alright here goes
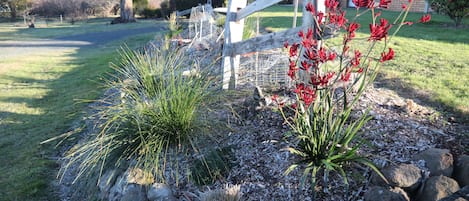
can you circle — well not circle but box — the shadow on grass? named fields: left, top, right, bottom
left=0, top=27, right=165, bottom=200
left=375, top=73, right=469, bottom=124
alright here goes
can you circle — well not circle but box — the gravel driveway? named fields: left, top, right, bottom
left=0, top=25, right=166, bottom=59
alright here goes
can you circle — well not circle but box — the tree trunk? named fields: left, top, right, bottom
left=120, top=0, right=135, bottom=23
left=8, top=2, right=17, bottom=22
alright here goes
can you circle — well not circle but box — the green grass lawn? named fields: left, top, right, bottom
left=0, top=20, right=161, bottom=200
left=0, top=17, right=164, bottom=40
left=254, top=5, right=469, bottom=121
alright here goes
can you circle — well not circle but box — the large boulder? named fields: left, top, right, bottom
left=364, top=186, right=410, bottom=201
left=108, top=167, right=154, bottom=201
left=453, top=155, right=469, bottom=187
left=414, top=148, right=453, bottom=177
left=417, top=175, right=460, bottom=201
left=372, top=163, right=423, bottom=192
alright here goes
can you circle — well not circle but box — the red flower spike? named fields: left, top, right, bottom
left=325, top=0, right=340, bottom=10
left=375, top=11, right=382, bottom=18
left=301, top=86, right=316, bottom=106
left=351, top=50, right=362, bottom=67
left=311, top=74, right=321, bottom=86
left=306, top=28, right=313, bottom=40
left=380, top=48, right=394, bottom=62
left=289, top=43, right=299, bottom=57
left=301, top=61, right=312, bottom=71
left=419, top=14, right=431, bottom=23
left=272, top=94, right=279, bottom=102
left=357, top=67, right=364, bottom=73
left=353, top=0, right=374, bottom=8
left=317, top=12, right=325, bottom=24
left=298, top=30, right=304, bottom=38
left=318, top=47, right=328, bottom=62
left=319, top=72, right=335, bottom=86
left=336, top=11, right=348, bottom=27
left=284, top=41, right=289, bottom=49
left=328, top=52, right=337, bottom=61
left=341, top=71, right=352, bottom=82
left=402, top=4, right=407, bottom=9
left=306, top=2, right=316, bottom=15
left=347, top=22, right=360, bottom=40
left=378, top=0, right=391, bottom=8
left=369, top=18, right=392, bottom=41
left=305, top=49, right=317, bottom=60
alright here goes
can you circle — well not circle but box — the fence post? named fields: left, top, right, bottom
left=221, top=0, right=247, bottom=89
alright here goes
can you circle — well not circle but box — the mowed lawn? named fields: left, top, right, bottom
left=255, top=5, right=469, bottom=121
left=0, top=19, right=163, bottom=200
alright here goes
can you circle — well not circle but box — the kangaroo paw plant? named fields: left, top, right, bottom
left=275, top=0, right=431, bottom=199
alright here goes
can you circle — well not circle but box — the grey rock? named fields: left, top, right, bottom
left=372, top=163, right=422, bottom=192
left=121, top=184, right=148, bottom=201
left=454, top=155, right=469, bottom=187
left=109, top=175, right=125, bottom=201
left=98, top=169, right=121, bottom=200
left=417, top=175, right=460, bottom=201
left=147, top=183, right=176, bottom=201
left=126, top=168, right=154, bottom=185
left=364, top=186, right=410, bottom=201
left=439, top=186, right=469, bottom=201
left=415, top=148, right=453, bottom=177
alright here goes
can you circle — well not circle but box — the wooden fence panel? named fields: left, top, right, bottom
left=222, top=0, right=325, bottom=89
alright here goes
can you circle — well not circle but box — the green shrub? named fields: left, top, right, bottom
left=140, top=8, right=162, bottom=18
left=431, top=0, right=469, bottom=26
left=61, top=45, right=212, bottom=184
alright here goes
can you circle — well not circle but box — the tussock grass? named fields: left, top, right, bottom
left=61, top=44, right=214, bottom=186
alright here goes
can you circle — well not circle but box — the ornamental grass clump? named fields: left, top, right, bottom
left=61, top=44, right=212, bottom=184
left=275, top=0, right=431, bottom=198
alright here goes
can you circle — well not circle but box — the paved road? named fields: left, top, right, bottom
left=0, top=25, right=167, bottom=59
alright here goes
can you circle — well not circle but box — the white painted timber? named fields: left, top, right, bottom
left=221, top=0, right=247, bottom=89
left=235, top=0, right=283, bottom=21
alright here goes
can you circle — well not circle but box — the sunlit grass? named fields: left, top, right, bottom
left=0, top=29, right=157, bottom=200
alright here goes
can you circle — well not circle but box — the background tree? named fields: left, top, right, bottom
left=0, top=0, right=31, bottom=21
left=431, top=0, right=469, bottom=26
left=119, top=0, right=135, bottom=22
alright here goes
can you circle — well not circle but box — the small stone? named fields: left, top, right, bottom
left=364, top=186, right=410, bottom=201
left=126, top=168, right=154, bottom=185
left=414, top=148, right=453, bottom=177
left=453, top=155, right=469, bottom=187
left=372, top=163, right=422, bottom=192
left=147, top=183, right=176, bottom=201
left=120, top=184, right=147, bottom=201
left=417, top=175, right=460, bottom=201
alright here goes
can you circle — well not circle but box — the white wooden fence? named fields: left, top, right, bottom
left=221, top=0, right=326, bottom=89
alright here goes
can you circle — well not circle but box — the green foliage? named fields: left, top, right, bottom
left=62, top=45, right=212, bottom=184
left=242, top=17, right=258, bottom=40
left=431, top=0, right=469, bottom=26
left=191, top=147, right=234, bottom=186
